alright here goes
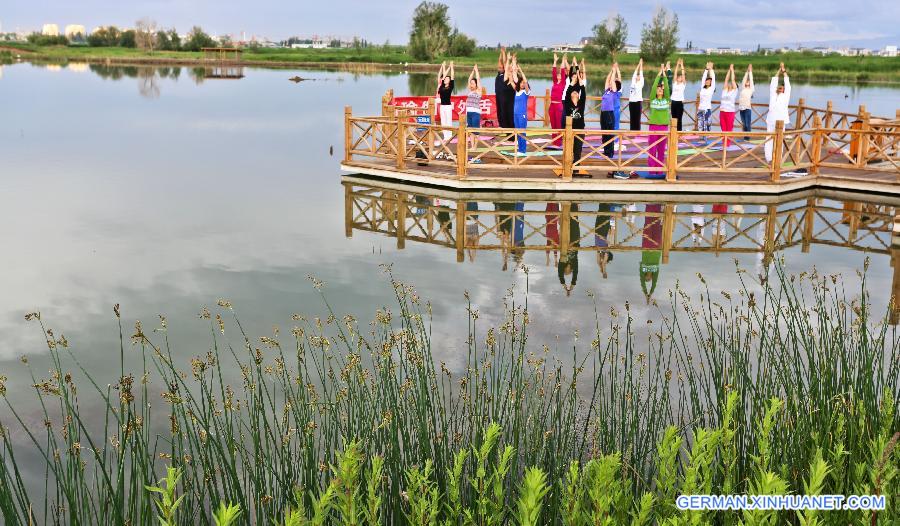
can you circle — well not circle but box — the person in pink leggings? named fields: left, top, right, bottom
left=550, top=53, right=568, bottom=147
left=720, top=64, right=738, bottom=147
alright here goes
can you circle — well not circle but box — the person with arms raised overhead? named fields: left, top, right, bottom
left=437, top=61, right=455, bottom=140
left=765, top=62, right=790, bottom=162
left=698, top=62, right=716, bottom=142
left=670, top=58, right=687, bottom=131
left=738, top=64, right=755, bottom=140
left=720, top=64, right=738, bottom=147
left=601, top=62, right=622, bottom=173
left=550, top=53, right=569, bottom=146
left=508, top=55, right=531, bottom=155
left=628, top=58, right=645, bottom=131
left=643, top=63, right=672, bottom=180
left=563, top=62, right=588, bottom=177
left=465, top=64, right=482, bottom=154
left=494, top=48, right=515, bottom=129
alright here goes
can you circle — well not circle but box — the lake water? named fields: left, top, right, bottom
left=0, top=63, right=897, bottom=473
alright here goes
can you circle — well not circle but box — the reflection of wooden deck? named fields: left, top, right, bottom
left=343, top=176, right=900, bottom=321
left=342, top=93, right=900, bottom=195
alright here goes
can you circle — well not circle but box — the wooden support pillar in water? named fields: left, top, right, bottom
left=801, top=197, right=814, bottom=252
left=396, top=116, right=406, bottom=170
left=560, top=203, right=572, bottom=259
left=457, top=118, right=467, bottom=178
left=455, top=201, right=466, bottom=263
left=344, top=184, right=353, bottom=238
left=824, top=100, right=833, bottom=129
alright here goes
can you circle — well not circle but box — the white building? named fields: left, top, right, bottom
left=623, top=44, right=641, bottom=54
left=41, top=23, right=59, bottom=36
left=64, top=24, right=86, bottom=39
left=706, top=47, right=744, bottom=55
left=882, top=45, right=897, bottom=57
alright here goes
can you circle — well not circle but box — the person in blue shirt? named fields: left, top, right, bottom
left=600, top=63, right=622, bottom=171
left=508, top=55, right=531, bottom=155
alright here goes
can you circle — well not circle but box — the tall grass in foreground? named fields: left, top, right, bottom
left=0, top=262, right=898, bottom=525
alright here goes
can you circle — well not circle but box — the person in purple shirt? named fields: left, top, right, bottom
left=600, top=63, right=622, bottom=164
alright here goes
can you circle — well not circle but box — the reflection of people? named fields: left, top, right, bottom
left=545, top=203, right=559, bottom=266
left=765, top=63, right=791, bottom=162
left=712, top=203, right=727, bottom=245
left=559, top=204, right=580, bottom=296
left=640, top=204, right=663, bottom=303
left=595, top=203, right=617, bottom=278
left=495, top=201, right=516, bottom=270
left=465, top=201, right=479, bottom=262
left=435, top=198, right=452, bottom=236
left=690, top=204, right=705, bottom=245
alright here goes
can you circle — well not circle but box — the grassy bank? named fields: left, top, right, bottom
left=0, top=264, right=898, bottom=524
left=7, top=44, right=900, bottom=82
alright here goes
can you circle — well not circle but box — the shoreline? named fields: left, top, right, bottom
left=5, top=47, right=900, bottom=84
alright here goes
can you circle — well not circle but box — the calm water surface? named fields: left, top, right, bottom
left=0, top=63, right=897, bottom=432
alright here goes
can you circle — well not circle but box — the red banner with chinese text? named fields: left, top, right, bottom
left=390, top=95, right=537, bottom=124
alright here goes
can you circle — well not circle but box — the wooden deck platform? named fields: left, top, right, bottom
left=342, top=93, right=900, bottom=196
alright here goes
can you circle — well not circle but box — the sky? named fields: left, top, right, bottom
left=3, top=0, right=899, bottom=49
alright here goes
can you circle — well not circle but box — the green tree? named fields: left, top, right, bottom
left=585, top=14, right=628, bottom=59
left=640, top=6, right=679, bottom=63
left=119, top=29, right=137, bottom=48
left=87, top=26, right=121, bottom=47
left=167, top=29, right=182, bottom=51
left=408, top=1, right=451, bottom=60
left=183, top=26, right=216, bottom=52
left=448, top=29, right=476, bottom=57
left=26, top=33, right=69, bottom=46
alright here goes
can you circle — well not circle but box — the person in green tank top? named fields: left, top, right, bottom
left=644, top=64, right=671, bottom=180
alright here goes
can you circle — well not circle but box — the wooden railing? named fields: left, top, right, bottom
left=345, top=96, right=900, bottom=183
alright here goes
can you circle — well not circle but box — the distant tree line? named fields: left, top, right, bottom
left=584, top=6, right=679, bottom=63
left=25, top=21, right=218, bottom=52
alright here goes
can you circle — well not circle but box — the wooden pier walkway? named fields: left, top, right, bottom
left=341, top=91, right=900, bottom=195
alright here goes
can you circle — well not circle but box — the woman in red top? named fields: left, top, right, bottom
left=550, top=53, right=568, bottom=147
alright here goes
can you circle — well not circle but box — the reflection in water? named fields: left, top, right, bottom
left=83, top=64, right=243, bottom=96
left=344, top=178, right=900, bottom=315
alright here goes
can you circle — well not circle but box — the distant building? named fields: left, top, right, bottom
left=706, top=47, right=744, bottom=55
left=64, top=24, right=86, bottom=39
left=42, top=23, right=59, bottom=36
left=847, top=47, right=872, bottom=56
left=882, top=45, right=897, bottom=57
left=623, top=44, right=641, bottom=54
left=551, top=43, right=584, bottom=53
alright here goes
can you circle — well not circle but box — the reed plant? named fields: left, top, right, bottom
left=0, top=262, right=897, bottom=525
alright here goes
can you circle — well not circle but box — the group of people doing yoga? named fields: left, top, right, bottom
left=434, top=49, right=792, bottom=178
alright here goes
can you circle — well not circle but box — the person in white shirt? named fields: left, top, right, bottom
left=720, top=64, right=738, bottom=147
left=764, top=62, right=791, bottom=162
left=697, top=62, right=715, bottom=139
left=628, top=58, right=644, bottom=131
left=670, top=58, right=687, bottom=131
left=738, top=64, right=755, bottom=139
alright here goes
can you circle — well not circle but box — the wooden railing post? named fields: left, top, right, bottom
left=543, top=88, right=551, bottom=126
left=396, top=114, right=406, bottom=170
left=857, top=111, right=871, bottom=168
left=824, top=100, right=833, bottom=129
left=666, top=118, right=678, bottom=182
left=344, top=106, right=352, bottom=163
left=771, top=120, right=784, bottom=182
left=810, top=115, right=822, bottom=175
left=795, top=97, right=805, bottom=130
left=563, top=116, right=574, bottom=181
left=457, top=117, right=467, bottom=178
left=455, top=200, right=466, bottom=263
